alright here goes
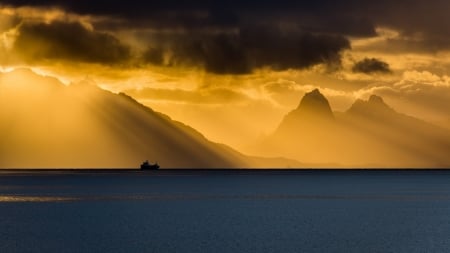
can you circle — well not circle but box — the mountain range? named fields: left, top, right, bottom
left=254, top=89, right=450, bottom=167
left=1, top=69, right=449, bottom=168
left=0, top=69, right=299, bottom=168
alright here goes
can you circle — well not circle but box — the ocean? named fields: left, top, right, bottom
left=1, top=170, right=450, bottom=252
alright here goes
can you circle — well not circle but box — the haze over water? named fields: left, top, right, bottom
left=1, top=170, right=450, bottom=253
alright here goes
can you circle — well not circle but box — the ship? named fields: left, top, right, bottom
left=140, top=160, right=160, bottom=170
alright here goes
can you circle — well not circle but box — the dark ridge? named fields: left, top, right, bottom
left=347, top=94, right=395, bottom=116
left=294, top=88, right=334, bottom=119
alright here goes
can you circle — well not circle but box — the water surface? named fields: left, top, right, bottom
left=1, top=170, right=450, bottom=252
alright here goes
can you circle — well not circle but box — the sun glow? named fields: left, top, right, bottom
left=1, top=2, right=450, bottom=168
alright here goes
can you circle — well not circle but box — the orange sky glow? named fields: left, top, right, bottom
left=1, top=2, right=450, bottom=168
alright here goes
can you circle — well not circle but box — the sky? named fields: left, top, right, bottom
left=1, top=0, right=450, bottom=150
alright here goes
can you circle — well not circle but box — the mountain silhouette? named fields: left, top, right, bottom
left=275, top=89, right=334, bottom=135
left=347, top=95, right=396, bottom=117
left=0, top=69, right=299, bottom=168
left=295, top=88, right=334, bottom=118
left=256, top=89, right=450, bottom=167
left=342, top=94, right=450, bottom=167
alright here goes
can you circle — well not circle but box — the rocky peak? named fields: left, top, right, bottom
left=294, top=89, right=334, bottom=119
left=348, top=94, right=394, bottom=116
left=368, top=95, right=385, bottom=104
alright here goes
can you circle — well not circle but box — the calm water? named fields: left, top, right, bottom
left=1, top=170, right=450, bottom=253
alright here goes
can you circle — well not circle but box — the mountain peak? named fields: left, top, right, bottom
left=368, top=94, right=385, bottom=104
left=274, top=89, right=334, bottom=134
left=298, top=89, right=324, bottom=106
left=348, top=94, right=394, bottom=116
left=295, top=89, right=334, bottom=119
left=309, top=88, right=321, bottom=95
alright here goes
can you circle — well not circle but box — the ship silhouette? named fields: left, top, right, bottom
left=140, top=160, right=160, bottom=170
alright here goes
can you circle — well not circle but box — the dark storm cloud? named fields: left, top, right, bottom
left=2, top=0, right=447, bottom=34
left=352, top=58, right=391, bottom=74
left=1, top=1, right=325, bottom=16
left=4, top=0, right=450, bottom=71
left=2, top=0, right=377, bottom=37
left=13, top=21, right=130, bottom=64
left=241, top=26, right=350, bottom=71
left=351, top=1, right=450, bottom=52
left=142, top=27, right=350, bottom=74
